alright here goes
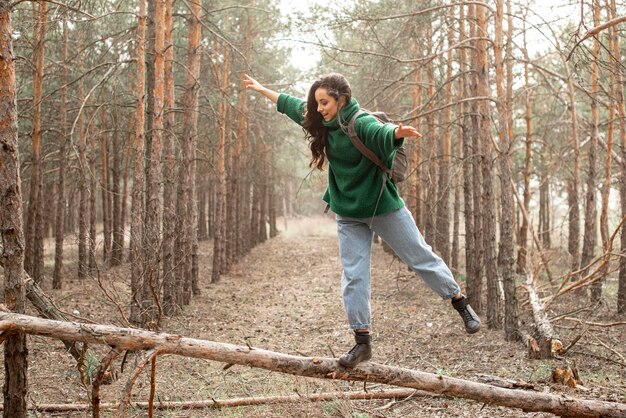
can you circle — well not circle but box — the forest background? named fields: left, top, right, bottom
left=0, top=0, right=626, bottom=416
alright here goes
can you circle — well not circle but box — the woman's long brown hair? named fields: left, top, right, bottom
left=302, top=73, right=352, bottom=170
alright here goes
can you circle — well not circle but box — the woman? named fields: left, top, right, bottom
left=244, top=73, right=480, bottom=368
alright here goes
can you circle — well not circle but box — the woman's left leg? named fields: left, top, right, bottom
left=371, top=207, right=480, bottom=333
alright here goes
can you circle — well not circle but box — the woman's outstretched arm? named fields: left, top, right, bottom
left=244, top=74, right=279, bottom=104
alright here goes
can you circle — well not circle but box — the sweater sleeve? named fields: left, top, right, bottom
left=277, top=93, right=306, bottom=126
left=354, top=115, right=403, bottom=168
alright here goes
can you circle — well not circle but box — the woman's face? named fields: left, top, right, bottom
left=315, top=88, right=340, bottom=121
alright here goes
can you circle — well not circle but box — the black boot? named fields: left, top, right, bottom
left=452, top=295, right=481, bottom=334
left=338, top=331, right=372, bottom=368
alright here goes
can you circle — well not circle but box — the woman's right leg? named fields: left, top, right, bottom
left=336, top=215, right=374, bottom=330
left=336, top=215, right=375, bottom=368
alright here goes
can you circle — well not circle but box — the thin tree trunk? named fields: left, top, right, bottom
left=183, top=0, right=202, bottom=299
left=459, top=1, right=475, bottom=291
left=52, top=14, right=69, bottom=289
left=0, top=5, right=28, bottom=414
left=468, top=3, right=484, bottom=313
left=537, top=177, right=549, bottom=249
left=424, top=37, right=437, bottom=245
left=142, top=0, right=166, bottom=327
left=212, top=43, right=230, bottom=283
left=76, top=25, right=89, bottom=281
left=162, top=0, right=177, bottom=315
left=612, top=0, right=626, bottom=313
left=100, top=113, right=111, bottom=267
left=88, top=142, right=97, bottom=272
left=476, top=4, right=501, bottom=328
left=24, top=1, right=46, bottom=282
left=581, top=0, right=600, bottom=300
left=410, top=62, right=423, bottom=230
left=129, top=0, right=147, bottom=326
left=110, top=123, right=123, bottom=267
left=517, top=20, right=532, bottom=275
left=595, top=0, right=614, bottom=301
left=495, top=0, right=519, bottom=340
left=435, top=6, right=454, bottom=265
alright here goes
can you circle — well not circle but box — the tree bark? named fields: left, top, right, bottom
left=459, top=2, right=475, bottom=291
left=435, top=5, right=454, bottom=265
left=76, top=24, right=88, bottom=281
left=1, top=313, right=625, bottom=418
left=494, top=0, right=519, bottom=341
left=182, top=0, right=202, bottom=299
left=100, top=114, right=111, bottom=267
left=582, top=0, right=600, bottom=299
left=141, top=0, right=166, bottom=327
left=0, top=5, right=28, bottom=415
left=52, top=14, right=69, bottom=290
left=612, top=0, right=626, bottom=313
left=525, top=274, right=562, bottom=359
left=161, top=0, right=177, bottom=315
left=129, top=0, right=147, bottom=325
left=467, top=3, right=483, bottom=313
left=595, top=0, right=615, bottom=302
left=24, top=1, right=46, bottom=283
left=212, top=42, right=230, bottom=283
left=539, top=176, right=551, bottom=249
left=517, top=19, right=532, bottom=276
left=476, top=4, right=501, bottom=328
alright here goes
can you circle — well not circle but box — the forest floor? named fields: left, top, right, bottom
left=7, top=216, right=626, bottom=417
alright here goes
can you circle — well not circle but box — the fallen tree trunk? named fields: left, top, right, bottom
left=1, top=389, right=429, bottom=412
left=0, top=312, right=624, bottom=418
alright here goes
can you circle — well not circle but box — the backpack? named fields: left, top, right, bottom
left=341, top=109, right=409, bottom=221
left=344, top=109, right=408, bottom=184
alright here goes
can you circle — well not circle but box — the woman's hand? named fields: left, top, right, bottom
left=394, top=123, right=422, bottom=139
left=244, top=74, right=263, bottom=92
left=244, top=74, right=279, bottom=103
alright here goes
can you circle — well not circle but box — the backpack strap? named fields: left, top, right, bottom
left=345, top=110, right=391, bottom=176
left=344, top=109, right=391, bottom=226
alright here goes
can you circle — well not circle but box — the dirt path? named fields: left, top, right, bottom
left=11, top=217, right=626, bottom=417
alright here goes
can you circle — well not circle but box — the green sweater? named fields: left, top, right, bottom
left=277, top=93, right=405, bottom=218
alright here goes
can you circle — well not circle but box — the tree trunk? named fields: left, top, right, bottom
left=495, top=0, right=519, bottom=340
left=582, top=0, right=600, bottom=300
left=435, top=6, right=454, bottom=265
left=467, top=3, right=483, bottom=313
left=109, top=121, right=124, bottom=267
left=476, top=4, right=501, bottom=327
left=129, top=0, right=147, bottom=326
left=141, top=0, right=166, bottom=327
left=517, top=20, right=533, bottom=276
left=612, top=0, right=626, bottom=313
left=100, top=115, right=111, bottom=267
left=182, top=0, right=202, bottom=300
left=409, top=61, right=423, bottom=230
left=0, top=6, right=28, bottom=414
left=2, top=312, right=626, bottom=418
left=595, top=0, right=615, bottom=301
left=76, top=25, right=88, bottom=281
left=88, top=143, right=97, bottom=272
left=52, top=14, right=69, bottom=290
left=459, top=2, right=475, bottom=291
left=539, top=176, right=551, bottom=249
left=212, top=42, right=230, bottom=283
left=161, top=0, right=177, bottom=316
left=24, top=1, right=46, bottom=283
left=424, top=33, right=437, bottom=245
